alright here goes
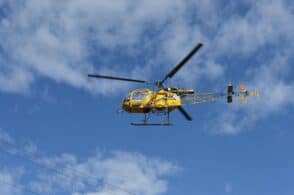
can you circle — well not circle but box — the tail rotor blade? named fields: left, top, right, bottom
left=239, top=83, right=247, bottom=93
left=177, top=106, right=192, bottom=121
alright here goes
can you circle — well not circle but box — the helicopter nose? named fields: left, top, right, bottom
left=122, top=100, right=131, bottom=112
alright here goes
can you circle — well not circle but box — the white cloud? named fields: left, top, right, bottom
left=0, top=169, right=23, bottom=195
left=0, top=172, right=18, bottom=195
left=0, top=129, right=13, bottom=144
left=0, top=0, right=223, bottom=95
left=0, top=62, right=34, bottom=94
left=29, top=151, right=178, bottom=195
left=0, top=129, right=178, bottom=195
left=0, top=0, right=161, bottom=94
left=215, top=0, right=294, bottom=57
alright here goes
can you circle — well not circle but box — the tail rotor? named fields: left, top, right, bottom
left=226, top=84, right=260, bottom=104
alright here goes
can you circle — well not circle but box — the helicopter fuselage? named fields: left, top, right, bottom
left=122, top=88, right=182, bottom=113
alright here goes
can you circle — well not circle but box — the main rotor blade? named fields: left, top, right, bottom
left=177, top=106, right=192, bottom=121
left=162, top=43, right=203, bottom=83
left=88, top=74, right=150, bottom=84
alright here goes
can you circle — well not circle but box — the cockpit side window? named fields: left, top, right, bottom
left=132, top=90, right=148, bottom=101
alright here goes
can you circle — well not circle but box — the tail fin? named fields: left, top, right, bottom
left=227, top=95, right=233, bottom=103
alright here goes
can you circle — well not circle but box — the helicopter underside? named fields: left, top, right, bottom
left=122, top=106, right=178, bottom=114
left=128, top=107, right=175, bottom=126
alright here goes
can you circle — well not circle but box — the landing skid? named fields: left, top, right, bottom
left=130, top=110, right=172, bottom=126
left=130, top=123, right=173, bottom=126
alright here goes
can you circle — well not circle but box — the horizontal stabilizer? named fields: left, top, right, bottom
left=227, top=84, right=234, bottom=94
left=227, top=95, right=233, bottom=103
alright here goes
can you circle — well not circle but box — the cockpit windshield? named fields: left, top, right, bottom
left=125, top=89, right=150, bottom=101
left=132, top=91, right=148, bottom=100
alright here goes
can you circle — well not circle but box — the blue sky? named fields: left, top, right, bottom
left=0, top=0, right=294, bottom=194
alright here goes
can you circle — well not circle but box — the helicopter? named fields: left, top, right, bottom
left=88, top=43, right=259, bottom=126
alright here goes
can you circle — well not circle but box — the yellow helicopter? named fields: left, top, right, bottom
left=88, top=43, right=259, bottom=126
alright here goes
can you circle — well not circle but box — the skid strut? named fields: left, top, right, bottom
left=130, top=109, right=172, bottom=126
